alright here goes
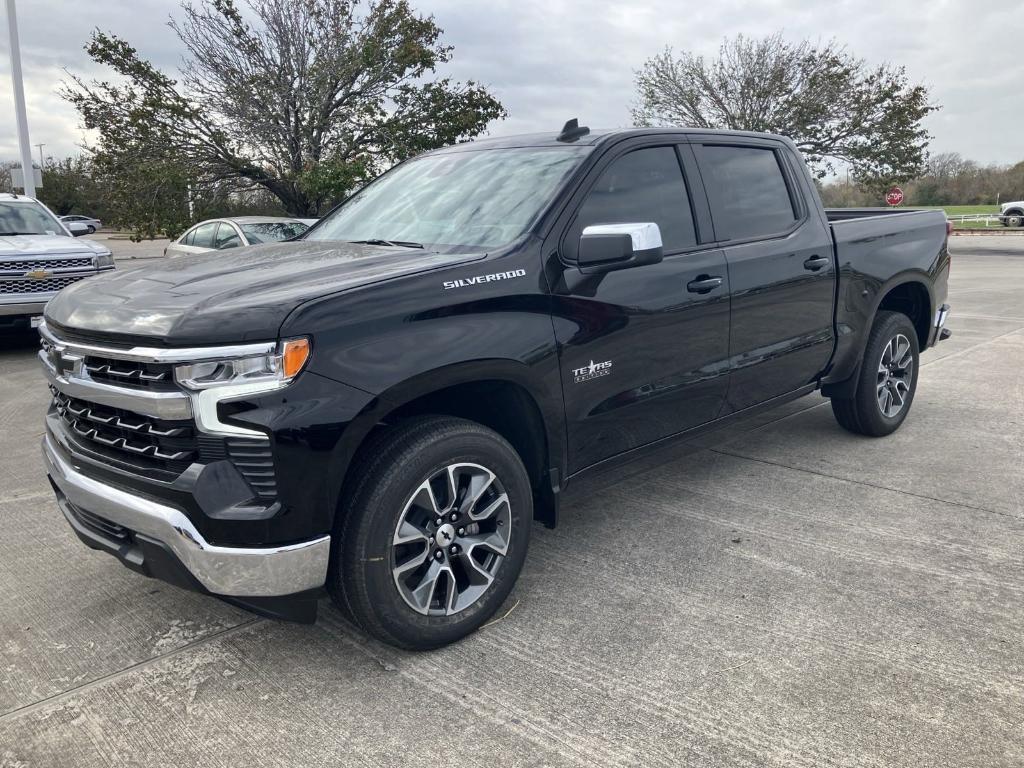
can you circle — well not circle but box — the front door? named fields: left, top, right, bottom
left=550, top=143, right=732, bottom=473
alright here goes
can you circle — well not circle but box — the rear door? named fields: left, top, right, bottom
left=691, top=139, right=835, bottom=412
left=167, top=222, right=218, bottom=257
left=213, top=221, right=243, bottom=250
left=190, top=222, right=219, bottom=253
left=551, top=140, right=731, bottom=472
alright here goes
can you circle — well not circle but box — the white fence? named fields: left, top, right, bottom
left=946, top=214, right=1010, bottom=228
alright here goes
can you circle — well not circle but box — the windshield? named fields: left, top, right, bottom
left=240, top=221, right=309, bottom=243
left=305, top=146, right=591, bottom=250
left=0, top=201, right=67, bottom=236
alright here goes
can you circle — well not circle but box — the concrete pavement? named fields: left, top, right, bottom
left=1, top=235, right=1022, bottom=767
left=88, top=233, right=171, bottom=261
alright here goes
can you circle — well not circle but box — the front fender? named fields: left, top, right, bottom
left=318, top=357, right=566, bottom=524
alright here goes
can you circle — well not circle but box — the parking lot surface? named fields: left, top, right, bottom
left=1, top=235, right=1022, bottom=767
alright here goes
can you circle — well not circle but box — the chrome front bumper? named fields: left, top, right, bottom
left=0, top=299, right=47, bottom=316
left=43, top=433, right=330, bottom=597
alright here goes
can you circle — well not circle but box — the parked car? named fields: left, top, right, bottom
left=59, top=214, right=102, bottom=234
left=0, top=193, right=114, bottom=330
left=165, top=216, right=310, bottom=256
left=39, top=121, right=951, bottom=650
left=999, top=201, right=1024, bottom=227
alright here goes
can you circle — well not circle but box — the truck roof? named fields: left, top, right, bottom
left=431, top=126, right=793, bottom=154
left=0, top=192, right=42, bottom=203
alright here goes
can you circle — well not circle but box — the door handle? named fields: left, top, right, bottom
left=686, top=275, right=724, bottom=294
left=803, top=255, right=830, bottom=271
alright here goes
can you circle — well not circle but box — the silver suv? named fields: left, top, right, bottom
left=0, top=193, right=114, bottom=329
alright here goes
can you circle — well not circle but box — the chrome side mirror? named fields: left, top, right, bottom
left=577, top=223, right=664, bottom=274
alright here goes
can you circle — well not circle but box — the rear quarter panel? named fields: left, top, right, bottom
left=823, top=209, right=950, bottom=384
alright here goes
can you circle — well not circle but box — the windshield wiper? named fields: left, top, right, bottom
left=348, top=238, right=424, bottom=249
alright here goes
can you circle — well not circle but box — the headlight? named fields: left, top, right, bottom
left=94, top=252, right=114, bottom=268
left=174, top=337, right=310, bottom=391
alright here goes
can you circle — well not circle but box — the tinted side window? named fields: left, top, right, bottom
left=567, top=146, right=696, bottom=259
left=191, top=222, right=218, bottom=248
left=181, top=228, right=196, bottom=246
left=215, top=223, right=241, bottom=249
left=697, top=145, right=797, bottom=240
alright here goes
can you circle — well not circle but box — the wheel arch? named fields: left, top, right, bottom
left=874, top=278, right=932, bottom=350
left=326, top=360, right=565, bottom=531
left=823, top=274, right=933, bottom=399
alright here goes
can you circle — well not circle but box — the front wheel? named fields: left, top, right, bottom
left=830, top=311, right=920, bottom=437
left=329, top=416, right=532, bottom=650
left=1005, top=213, right=1024, bottom=228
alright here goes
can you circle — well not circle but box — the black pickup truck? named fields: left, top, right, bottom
left=39, top=121, right=951, bottom=649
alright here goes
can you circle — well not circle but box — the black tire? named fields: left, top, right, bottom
left=328, top=416, right=531, bottom=650
left=86, top=225, right=96, bottom=234
left=1006, top=213, right=1024, bottom=228
left=831, top=310, right=920, bottom=437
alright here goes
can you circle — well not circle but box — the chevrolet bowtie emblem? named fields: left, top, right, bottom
left=24, top=269, right=52, bottom=280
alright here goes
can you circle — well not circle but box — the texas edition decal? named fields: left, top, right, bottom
left=572, top=360, right=612, bottom=383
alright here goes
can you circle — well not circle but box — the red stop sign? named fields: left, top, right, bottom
left=885, top=187, right=904, bottom=206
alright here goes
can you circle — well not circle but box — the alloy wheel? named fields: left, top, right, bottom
left=391, top=462, right=511, bottom=615
left=876, top=333, right=914, bottom=418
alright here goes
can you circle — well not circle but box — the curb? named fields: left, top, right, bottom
left=951, top=230, right=1024, bottom=236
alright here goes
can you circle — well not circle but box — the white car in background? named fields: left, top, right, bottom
left=165, top=216, right=310, bottom=257
left=1000, top=201, right=1024, bottom=227
left=59, top=214, right=102, bottom=234
left=0, top=194, right=114, bottom=329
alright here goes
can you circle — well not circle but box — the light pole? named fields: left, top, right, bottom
left=5, top=0, right=36, bottom=197
left=35, top=142, right=45, bottom=167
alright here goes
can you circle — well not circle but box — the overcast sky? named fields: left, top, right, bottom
left=1, top=0, right=1021, bottom=170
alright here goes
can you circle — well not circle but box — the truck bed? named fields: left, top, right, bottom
left=825, top=207, right=932, bottom=222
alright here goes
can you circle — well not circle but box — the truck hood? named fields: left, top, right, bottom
left=45, top=240, right=480, bottom=345
left=0, top=234, right=110, bottom=257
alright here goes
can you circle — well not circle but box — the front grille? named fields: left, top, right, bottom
left=0, top=257, right=94, bottom=271
left=0, top=274, right=91, bottom=294
left=51, top=390, right=279, bottom=501
left=53, top=389, right=198, bottom=473
left=83, top=355, right=177, bottom=392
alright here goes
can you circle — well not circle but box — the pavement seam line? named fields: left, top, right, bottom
left=0, top=617, right=263, bottom=724
left=706, top=448, right=1021, bottom=520
left=698, top=322, right=1024, bottom=450
left=0, top=492, right=57, bottom=505
left=918, top=323, right=1024, bottom=368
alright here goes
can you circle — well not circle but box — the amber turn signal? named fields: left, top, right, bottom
left=282, top=337, right=311, bottom=378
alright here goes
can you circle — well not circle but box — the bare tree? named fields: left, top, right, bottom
left=63, top=0, right=506, bottom=216
left=633, top=33, right=937, bottom=186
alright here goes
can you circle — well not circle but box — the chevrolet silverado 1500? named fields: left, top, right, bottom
left=39, top=121, right=951, bottom=649
left=1, top=193, right=114, bottom=329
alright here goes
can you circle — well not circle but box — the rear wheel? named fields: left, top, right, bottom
left=328, top=416, right=531, bottom=650
left=830, top=311, right=920, bottom=437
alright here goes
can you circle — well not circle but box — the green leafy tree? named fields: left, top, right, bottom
left=90, top=154, right=194, bottom=240
left=63, top=0, right=506, bottom=219
left=633, top=33, right=938, bottom=188
left=38, top=156, right=99, bottom=216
